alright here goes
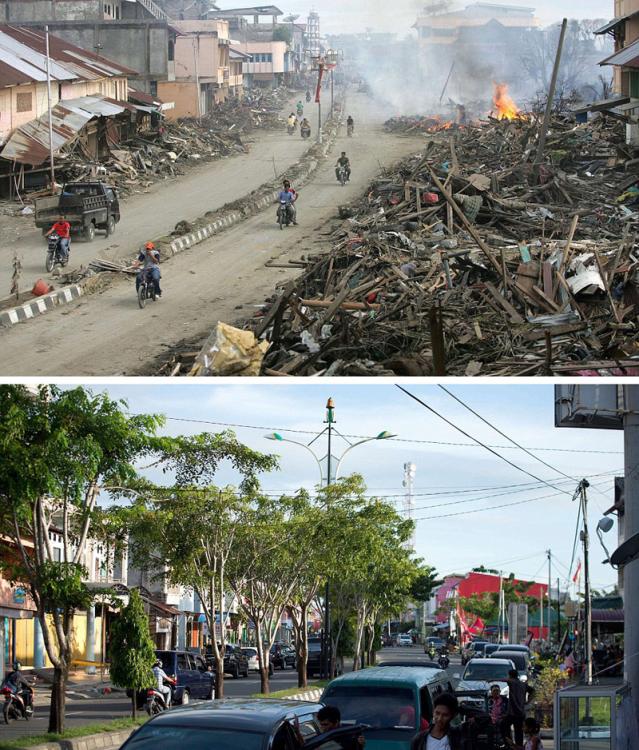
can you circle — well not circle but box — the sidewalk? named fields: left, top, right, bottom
left=31, top=667, right=124, bottom=696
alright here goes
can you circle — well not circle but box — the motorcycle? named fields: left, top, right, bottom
left=337, top=165, right=348, bottom=187
left=428, top=647, right=437, bottom=660
left=301, top=126, right=311, bottom=139
left=438, top=653, right=450, bottom=669
left=137, top=267, right=158, bottom=309
left=287, top=123, right=296, bottom=135
left=277, top=200, right=293, bottom=230
left=1, top=688, right=33, bottom=723
left=145, top=684, right=175, bottom=716
left=296, top=107, right=304, bottom=118
left=347, top=123, right=354, bottom=137
left=305, top=91, right=311, bottom=103
left=45, top=232, right=69, bottom=272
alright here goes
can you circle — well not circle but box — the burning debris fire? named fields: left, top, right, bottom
left=492, top=83, right=521, bottom=121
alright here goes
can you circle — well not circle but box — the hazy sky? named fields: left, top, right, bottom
left=87, top=382, right=623, bottom=594
left=271, top=1, right=610, bottom=35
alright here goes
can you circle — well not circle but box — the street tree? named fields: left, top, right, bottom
left=0, top=385, right=162, bottom=734
left=109, top=589, right=155, bottom=718
left=122, top=431, right=277, bottom=699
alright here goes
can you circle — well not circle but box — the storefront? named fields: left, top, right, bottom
left=0, top=578, right=36, bottom=676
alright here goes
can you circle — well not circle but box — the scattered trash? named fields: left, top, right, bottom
left=189, top=322, right=269, bottom=376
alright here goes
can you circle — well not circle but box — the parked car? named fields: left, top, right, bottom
left=240, top=647, right=274, bottom=676
left=307, top=637, right=342, bottom=677
left=481, top=643, right=502, bottom=658
left=34, top=182, right=120, bottom=241
left=493, top=644, right=531, bottom=656
left=454, top=657, right=516, bottom=702
left=118, top=698, right=364, bottom=750
left=149, top=650, right=215, bottom=706
left=461, top=640, right=489, bottom=665
left=224, top=644, right=249, bottom=679
left=270, top=643, right=296, bottom=670
left=378, top=659, right=441, bottom=669
left=397, top=633, right=413, bottom=647
left=424, top=637, right=446, bottom=650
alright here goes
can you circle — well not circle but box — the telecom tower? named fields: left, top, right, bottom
left=403, top=462, right=416, bottom=551
left=307, top=8, right=321, bottom=58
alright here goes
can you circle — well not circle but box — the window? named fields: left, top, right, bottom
left=266, top=53, right=272, bottom=62
left=16, top=92, right=32, bottom=112
left=177, top=653, right=190, bottom=670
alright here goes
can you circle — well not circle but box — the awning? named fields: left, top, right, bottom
left=1, top=95, right=128, bottom=166
left=572, top=96, right=631, bottom=116
left=591, top=609, right=624, bottom=623
left=596, top=12, right=639, bottom=35
left=600, top=38, right=639, bottom=69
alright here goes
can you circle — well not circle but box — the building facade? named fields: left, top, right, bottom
left=599, top=0, right=639, bottom=96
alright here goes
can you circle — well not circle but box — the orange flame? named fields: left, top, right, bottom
left=492, top=83, right=520, bottom=121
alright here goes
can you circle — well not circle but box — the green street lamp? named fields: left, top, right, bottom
left=265, top=399, right=396, bottom=678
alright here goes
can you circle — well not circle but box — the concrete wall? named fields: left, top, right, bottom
left=0, top=0, right=102, bottom=22
left=157, top=80, right=198, bottom=118
left=174, top=31, right=218, bottom=79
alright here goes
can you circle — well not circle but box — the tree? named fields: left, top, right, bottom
left=109, top=590, right=155, bottom=718
left=273, top=26, right=292, bottom=44
left=122, top=431, right=277, bottom=699
left=0, top=385, right=162, bottom=734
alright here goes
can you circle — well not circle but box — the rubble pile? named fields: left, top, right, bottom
left=247, top=115, right=639, bottom=377
left=57, top=87, right=294, bottom=196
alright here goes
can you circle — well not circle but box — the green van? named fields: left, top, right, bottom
left=320, top=666, right=454, bottom=749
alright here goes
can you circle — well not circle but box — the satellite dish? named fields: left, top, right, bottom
left=610, top=532, right=639, bottom=567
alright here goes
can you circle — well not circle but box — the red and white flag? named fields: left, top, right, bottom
left=572, top=559, right=582, bottom=583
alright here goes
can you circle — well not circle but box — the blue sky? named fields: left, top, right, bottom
left=272, top=1, right=609, bottom=35
left=85, top=382, right=623, bottom=594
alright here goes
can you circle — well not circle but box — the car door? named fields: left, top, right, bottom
left=176, top=652, right=195, bottom=696
left=304, top=726, right=366, bottom=750
left=192, top=654, right=212, bottom=698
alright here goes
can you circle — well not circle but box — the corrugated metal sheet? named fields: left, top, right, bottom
left=601, top=38, right=639, bottom=68
left=0, top=95, right=127, bottom=165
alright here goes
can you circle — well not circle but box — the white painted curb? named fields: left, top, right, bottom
left=287, top=688, right=323, bottom=702
left=0, top=284, right=83, bottom=328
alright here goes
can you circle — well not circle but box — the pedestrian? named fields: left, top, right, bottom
left=523, top=717, right=544, bottom=750
left=501, top=669, right=534, bottom=748
left=416, top=692, right=462, bottom=750
left=293, top=705, right=365, bottom=748
left=488, top=684, right=508, bottom=727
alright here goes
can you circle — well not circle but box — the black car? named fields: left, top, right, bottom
left=206, top=644, right=249, bottom=679
left=270, top=644, right=296, bottom=670
left=118, top=698, right=367, bottom=750
left=306, top=637, right=328, bottom=678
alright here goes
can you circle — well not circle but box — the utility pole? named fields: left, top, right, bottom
left=623, top=386, right=639, bottom=715
left=556, top=576, right=561, bottom=644
left=547, top=549, right=552, bottom=643
left=44, top=26, right=56, bottom=192
left=579, top=479, right=593, bottom=685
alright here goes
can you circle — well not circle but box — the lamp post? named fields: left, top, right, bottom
left=266, top=399, right=396, bottom=678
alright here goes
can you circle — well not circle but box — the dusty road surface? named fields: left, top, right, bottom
left=0, top=93, right=424, bottom=376
left=0, top=95, right=325, bottom=294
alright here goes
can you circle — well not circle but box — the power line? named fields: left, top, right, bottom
left=396, top=386, right=578, bottom=497
left=135, top=414, right=622, bottom=455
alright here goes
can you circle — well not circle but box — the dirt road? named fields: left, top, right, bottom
left=0, top=95, right=323, bottom=295
left=0, top=93, right=423, bottom=376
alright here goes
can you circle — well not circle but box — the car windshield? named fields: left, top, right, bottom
left=126, top=726, right=264, bottom=750
left=243, top=649, right=257, bottom=656
left=498, top=654, right=527, bottom=670
left=322, top=686, right=416, bottom=730
left=463, top=662, right=511, bottom=681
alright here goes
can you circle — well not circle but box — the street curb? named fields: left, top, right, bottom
left=287, top=688, right=322, bottom=702
left=13, top=728, right=136, bottom=750
left=0, top=284, right=83, bottom=328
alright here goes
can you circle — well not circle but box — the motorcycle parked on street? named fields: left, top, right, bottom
left=1, top=687, right=33, bottom=724
left=45, top=232, right=69, bottom=272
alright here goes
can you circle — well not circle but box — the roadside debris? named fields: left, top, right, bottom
left=189, top=322, right=269, bottom=377
left=241, top=114, right=639, bottom=377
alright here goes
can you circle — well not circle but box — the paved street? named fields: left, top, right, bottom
left=0, top=91, right=424, bottom=376
left=0, top=95, right=328, bottom=296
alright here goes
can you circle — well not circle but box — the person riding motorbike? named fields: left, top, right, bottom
left=287, top=113, right=297, bottom=133
left=2, top=662, right=34, bottom=715
left=300, top=118, right=311, bottom=138
left=347, top=116, right=354, bottom=136
left=277, top=180, right=297, bottom=225
left=152, top=659, right=175, bottom=708
left=46, top=215, right=71, bottom=262
left=305, top=90, right=311, bottom=103
left=335, top=152, right=351, bottom=182
left=428, top=645, right=437, bottom=659
left=134, top=241, right=162, bottom=297
left=296, top=101, right=304, bottom=116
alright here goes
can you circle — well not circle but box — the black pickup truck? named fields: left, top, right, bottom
left=34, top=182, right=121, bottom=242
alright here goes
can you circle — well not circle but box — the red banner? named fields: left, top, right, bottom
left=315, top=65, right=324, bottom=103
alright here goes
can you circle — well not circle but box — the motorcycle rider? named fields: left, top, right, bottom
left=335, top=152, right=351, bottom=182
left=300, top=118, right=311, bottom=137
left=134, top=241, right=161, bottom=297
left=305, top=90, right=311, bottom=103
left=46, top=214, right=71, bottom=262
left=296, top=100, right=304, bottom=116
left=277, top=180, right=297, bottom=225
left=347, top=115, right=354, bottom=134
left=152, top=659, right=175, bottom=708
left=2, top=662, right=34, bottom=715
left=287, top=113, right=297, bottom=132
